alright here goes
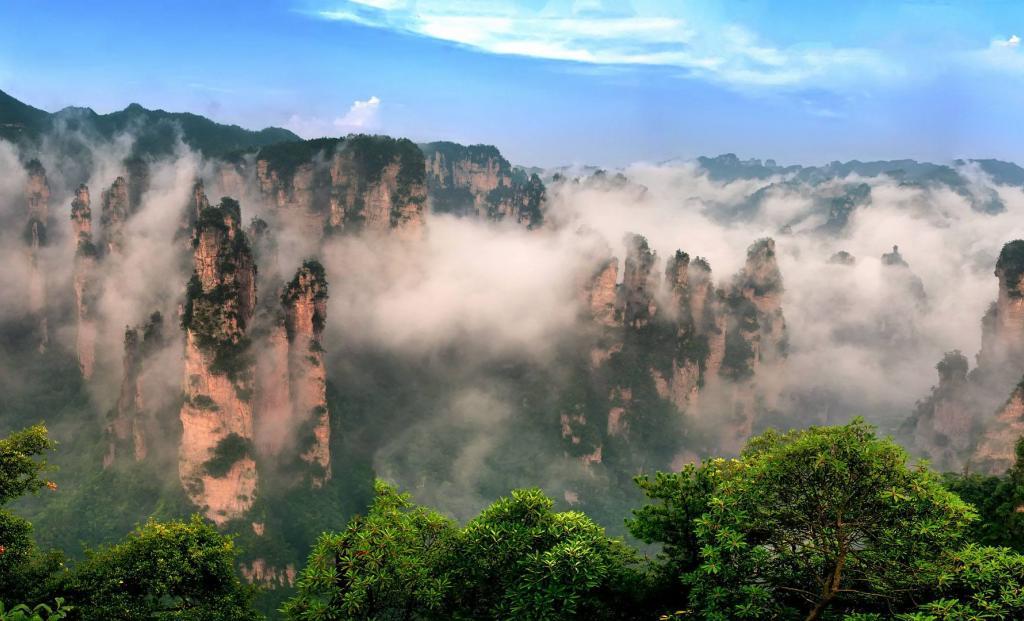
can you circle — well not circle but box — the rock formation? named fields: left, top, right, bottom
left=973, top=384, right=1024, bottom=474
left=905, top=351, right=976, bottom=471
left=620, top=234, right=658, bottom=329
left=421, top=142, right=545, bottom=227
left=978, top=240, right=1024, bottom=372
left=24, top=159, right=49, bottom=351
left=881, top=245, right=927, bottom=308
left=253, top=261, right=333, bottom=485
left=281, top=261, right=331, bottom=484
left=583, top=257, right=619, bottom=328
left=70, top=184, right=98, bottom=377
left=100, top=176, right=130, bottom=256
left=104, top=312, right=164, bottom=467
left=252, top=136, right=427, bottom=240
left=907, top=241, right=1024, bottom=473
left=571, top=235, right=788, bottom=460
left=732, top=238, right=787, bottom=371
left=178, top=197, right=258, bottom=524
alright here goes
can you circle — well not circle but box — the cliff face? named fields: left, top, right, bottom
left=973, top=385, right=1024, bottom=474
left=907, top=241, right=1024, bottom=473
left=620, top=234, right=658, bottom=329
left=572, top=235, right=788, bottom=461
left=907, top=352, right=976, bottom=472
left=70, top=184, right=98, bottom=378
left=104, top=313, right=164, bottom=467
left=584, top=258, right=619, bottom=328
left=421, top=142, right=545, bottom=228
left=100, top=176, right=130, bottom=256
left=281, top=261, right=331, bottom=485
left=178, top=197, right=258, bottom=524
left=24, top=159, right=49, bottom=351
left=252, top=136, right=427, bottom=240
left=732, top=238, right=787, bottom=371
left=979, top=240, right=1024, bottom=372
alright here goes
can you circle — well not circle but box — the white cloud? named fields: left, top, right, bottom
left=310, top=1, right=900, bottom=91
left=335, top=95, right=381, bottom=130
left=284, top=95, right=382, bottom=138
left=967, top=34, right=1024, bottom=74
left=995, top=34, right=1020, bottom=48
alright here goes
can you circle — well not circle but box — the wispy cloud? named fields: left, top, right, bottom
left=969, top=34, right=1024, bottom=73
left=285, top=95, right=382, bottom=138
left=310, top=1, right=901, bottom=92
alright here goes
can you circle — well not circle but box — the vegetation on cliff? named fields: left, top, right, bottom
left=996, top=240, right=1024, bottom=298
left=181, top=199, right=255, bottom=382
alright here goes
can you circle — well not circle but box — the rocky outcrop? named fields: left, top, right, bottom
left=178, top=197, right=258, bottom=524
left=570, top=235, right=787, bottom=460
left=104, top=313, right=164, bottom=467
left=420, top=142, right=545, bottom=228
left=240, top=559, right=296, bottom=588
left=253, top=135, right=427, bottom=240
left=881, top=245, right=927, bottom=308
left=254, top=323, right=291, bottom=455
left=70, top=185, right=98, bottom=378
left=908, top=241, right=1024, bottom=473
left=100, top=177, right=131, bottom=256
left=281, top=261, right=331, bottom=485
left=906, top=351, right=976, bottom=471
left=584, top=258, right=619, bottom=327
left=973, top=385, right=1024, bottom=475
left=24, top=159, right=49, bottom=351
left=733, top=238, right=787, bottom=369
left=620, top=234, right=658, bottom=328
left=978, top=240, right=1024, bottom=372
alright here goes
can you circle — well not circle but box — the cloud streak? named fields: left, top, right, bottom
left=311, top=1, right=900, bottom=92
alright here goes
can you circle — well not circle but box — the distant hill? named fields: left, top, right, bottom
left=0, top=88, right=299, bottom=158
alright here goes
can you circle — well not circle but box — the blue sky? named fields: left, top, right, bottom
left=1, top=0, right=1023, bottom=167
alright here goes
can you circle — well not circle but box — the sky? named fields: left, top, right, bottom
left=2, top=0, right=1024, bottom=167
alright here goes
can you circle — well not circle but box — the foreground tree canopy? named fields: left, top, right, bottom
left=6, top=420, right=1024, bottom=619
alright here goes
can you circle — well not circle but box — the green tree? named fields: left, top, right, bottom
left=284, top=482, right=645, bottom=620
left=453, top=488, right=644, bottom=620
left=282, top=480, right=459, bottom=621
left=942, top=436, right=1024, bottom=551
left=0, top=425, right=55, bottom=505
left=688, top=420, right=975, bottom=620
left=0, top=425, right=62, bottom=604
left=627, top=465, right=715, bottom=610
left=57, top=516, right=259, bottom=620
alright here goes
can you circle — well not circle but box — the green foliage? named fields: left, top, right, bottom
left=454, top=488, right=644, bottom=620
left=942, top=436, right=1024, bottom=550
left=0, top=427, right=62, bottom=605
left=891, top=544, right=1024, bottom=620
left=255, top=139, right=344, bottom=184
left=0, top=425, right=56, bottom=506
left=204, top=434, right=253, bottom=479
left=627, top=466, right=715, bottom=607
left=181, top=200, right=255, bottom=384
left=997, top=240, right=1024, bottom=298
left=0, top=599, right=70, bottom=621
left=282, top=481, right=458, bottom=620
left=56, top=516, right=260, bottom=620
left=680, top=420, right=974, bottom=620
left=284, top=483, right=646, bottom=620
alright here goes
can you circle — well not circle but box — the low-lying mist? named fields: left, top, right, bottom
left=2, top=128, right=1022, bottom=524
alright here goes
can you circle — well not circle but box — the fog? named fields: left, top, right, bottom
left=2, top=128, right=1023, bottom=522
